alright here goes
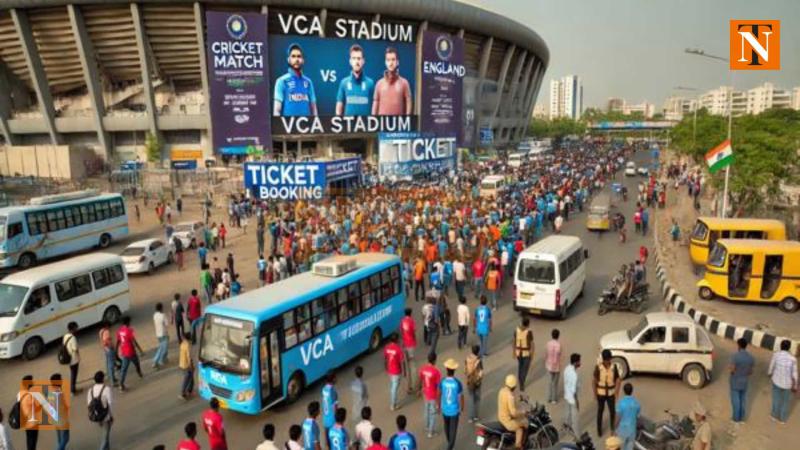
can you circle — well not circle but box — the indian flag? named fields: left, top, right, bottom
left=705, top=140, right=734, bottom=174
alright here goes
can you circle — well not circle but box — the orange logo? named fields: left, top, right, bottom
left=730, top=20, right=780, bottom=70
left=19, top=380, right=70, bottom=430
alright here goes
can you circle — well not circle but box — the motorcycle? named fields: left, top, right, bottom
left=474, top=395, right=559, bottom=449
left=598, top=272, right=649, bottom=315
left=540, top=432, right=596, bottom=450
left=634, top=410, right=696, bottom=450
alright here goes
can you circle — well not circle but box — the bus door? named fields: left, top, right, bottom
left=259, top=318, right=283, bottom=408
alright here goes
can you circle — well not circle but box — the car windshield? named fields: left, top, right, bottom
left=199, top=315, right=254, bottom=375
left=691, top=221, right=708, bottom=240
left=708, top=243, right=727, bottom=268
left=0, top=216, right=6, bottom=241
left=0, top=283, right=28, bottom=317
left=175, top=224, right=194, bottom=232
left=627, top=317, right=649, bottom=340
left=517, top=259, right=556, bottom=284
left=121, top=247, right=145, bottom=256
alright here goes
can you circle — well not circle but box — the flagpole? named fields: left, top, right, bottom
left=721, top=72, right=734, bottom=218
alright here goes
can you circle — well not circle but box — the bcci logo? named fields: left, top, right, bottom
left=226, top=14, right=248, bottom=40
left=729, top=20, right=780, bottom=70
left=436, top=35, right=453, bottom=61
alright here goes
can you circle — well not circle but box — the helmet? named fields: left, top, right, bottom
left=505, top=374, right=518, bottom=389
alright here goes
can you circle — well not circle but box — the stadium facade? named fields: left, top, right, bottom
left=0, top=0, right=548, bottom=167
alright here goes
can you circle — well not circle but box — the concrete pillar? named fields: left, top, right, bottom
left=319, top=8, right=326, bottom=37
left=414, top=21, right=428, bottom=118
left=474, top=36, right=493, bottom=147
left=0, top=65, right=16, bottom=145
left=489, top=44, right=515, bottom=129
left=513, top=58, right=536, bottom=141
left=518, top=61, right=544, bottom=141
left=68, top=4, right=111, bottom=159
left=130, top=3, right=160, bottom=140
left=195, top=2, right=212, bottom=157
left=504, top=51, right=527, bottom=119
left=11, top=8, right=61, bottom=145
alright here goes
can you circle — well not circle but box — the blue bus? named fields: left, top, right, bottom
left=198, top=253, right=405, bottom=414
left=0, top=190, right=129, bottom=269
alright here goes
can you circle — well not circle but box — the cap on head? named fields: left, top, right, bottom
left=505, top=374, right=518, bottom=389
left=605, top=436, right=622, bottom=449
left=693, top=401, right=707, bottom=417
left=444, top=358, right=459, bottom=370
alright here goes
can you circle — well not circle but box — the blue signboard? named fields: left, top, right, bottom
left=244, top=162, right=326, bottom=200
left=171, top=160, right=198, bottom=170
left=480, top=127, right=494, bottom=145
left=377, top=132, right=457, bottom=181
left=326, top=158, right=361, bottom=183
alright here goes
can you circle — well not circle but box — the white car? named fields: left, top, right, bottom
left=121, top=238, right=174, bottom=275
left=625, top=162, right=637, bottom=176
left=637, top=167, right=649, bottom=177
left=172, top=221, right=203, bottom=249
left=599, top=312, right=713, bottom=389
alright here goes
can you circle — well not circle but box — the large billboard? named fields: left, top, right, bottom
left=269, top=13, right=416, bottom=135
left=378, top=132, right=457, bottom=181
left=206, top=12, right=271, bottom=155
left=244, top=162, right=326, bottom=200
left=420, top=31, right=465, bottom=143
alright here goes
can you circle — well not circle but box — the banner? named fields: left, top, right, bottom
left=326, top=158, right=361, bottom=182
left=269, top=12, right=416, bottom=135
left=206, top=12, right=271, bottom=155
left=244, top=162, right=326, bottom=200
left=421, top=31, right=465, bottom=143
left=378, top=132, right=457, bottom=181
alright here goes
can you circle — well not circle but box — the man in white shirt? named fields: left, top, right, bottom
left=453, top=257, right=467, bottom=300
left=87, top=371, right=113, bottom=450
left=152, top=303, right=169, bottom=369
left=64, top=321, right=81, bottom=394
left=255, top=423, right=279, bottom=450
left=456, top=297, right=470, bottom=350
left=563, top=353, right=581, bottom=435
left=0, top=406, right=14, bottom=450
left=354, top=406, right=375, bottom=449
left=285, top=424, right=303, bottom=450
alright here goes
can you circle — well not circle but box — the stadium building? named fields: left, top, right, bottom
left=0, top=0, right=548, bottom=173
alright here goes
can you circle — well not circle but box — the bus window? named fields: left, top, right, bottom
left=295, top=304, right=312, bottom=342
left=729, top=254, right=753, bottom=297
left=283, top=311, right=298, bottom=349
left=7, top=222, right=23, bottom=239
left=360, top=279, right=373, bottom=310
left=380, top=269, right=393, bottom=301
left=24, top=286, right=51, bottom=315
left=71, top=206, right=84, bottom=226
left=64, top=208, right=75, bottom=228
left=370, top=274, right=382, bottom=304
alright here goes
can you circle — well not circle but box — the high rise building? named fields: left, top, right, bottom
left=662, top=97, right=697, bottom=121
left=697, top=83, right=798, bottom=117
left=745, top=82, right=793, bottom=115
left=607, top=98, right=624, bottom=113
left=793, top=87, right=800, bottom=111
left=549, top=75, right=583, bottom=120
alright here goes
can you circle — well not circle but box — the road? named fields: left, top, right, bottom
left=0, top=150, right=767, bottom=449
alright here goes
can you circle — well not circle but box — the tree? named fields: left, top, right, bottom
left=526, top=117, right=586, bottom=141
left=145, top=132, right=162, bottom=164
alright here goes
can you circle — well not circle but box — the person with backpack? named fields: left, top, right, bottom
left=87, top=371, right=112, bottom=450
left=464, top=344, right=483, bottom=422
left=60, top=322, right=80, bottom=394
left=0, top=407, right=14, bottom=450
left=12, top=375, right=38, bottom=450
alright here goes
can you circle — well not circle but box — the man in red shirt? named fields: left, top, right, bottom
left=399, top=308, right=417, bottom=394
left=384, top=333, right=405, bottom=411
left=472, top=258, right=485, bottom=299
left=187, top=289, right=202, bottom=344
left=202, top=397, right=228, bottom=450
left=177, top=422, right=201, bottom=450
left=116, top=316, right=144, bottom=391
left=418, top=352, right=442, bottom=438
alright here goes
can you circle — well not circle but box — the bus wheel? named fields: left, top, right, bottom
left=99, top=233, right=112, bottom=248
left=17, top=252, right=36, bottom=270
left=286, top=372, right=305, bottom=404
left=779, top=297, right=799, bottom=313
left=368, top=328, right=382, bottom=353
left=698, top=287, right=714, bottom=300
left=103, top=306, right=122, bottom=324
left=22, top=337, right=44, bottom=360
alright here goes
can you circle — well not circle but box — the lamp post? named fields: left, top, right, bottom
left=685, top=48, right=733, bottom=218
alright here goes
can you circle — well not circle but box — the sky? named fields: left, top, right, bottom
left=462, top=0, right=800, bottom=110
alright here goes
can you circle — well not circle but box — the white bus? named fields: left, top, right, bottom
left=0, top=253, right=131, bottom=359
left=479, top=175, right=507, bottom=198
left=0, top=190, right=129, bottom=270
left=514, top=235, right=587, bottom=319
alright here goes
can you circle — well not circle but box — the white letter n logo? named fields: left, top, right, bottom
left=738, top=25, right=772, bottom=65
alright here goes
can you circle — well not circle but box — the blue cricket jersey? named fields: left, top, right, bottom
left=321, top=383, right=338, bottom=428
left=440, top=377, right=464, bottom=417
left=336, top=72, right=374, bottom=116
left=328, top=425, right=349, bottom=450
left=475, top=305, right=491, bottom=336
left=302, top=418, right=320, bottom=450
left=389, top=431, right=418, bottom=450
left=274, top=68, right=317, bottom=116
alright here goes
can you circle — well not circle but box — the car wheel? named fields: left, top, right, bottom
left=611, top=356, right=629, bottom=379
left=99, top=233, right=112, bottom=248
left=286, top=371, right=305, bottom=404
left=103, top=306, right=122, bottom=325
left=779, top=297, right=799, bottom=313
left=147, top=262, right=155, bottom=275
left=698, top=287, right=714, bottom=300
left=17, top=252, right=36, bottom=270
left=368, top=328, right=382, bottom=353
left=682, top=363, right=706, bottom=389
left=558, top=303, right=568, bottom=320
left=22, top=337, right=44, bottom=360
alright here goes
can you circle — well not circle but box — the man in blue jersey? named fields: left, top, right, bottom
left=388, top=415, right=417, bottom=450
left=440, top=359, right=464, bottom=450
left=274, top=43, right=318, bottom=116
left=302, top=401, right=322, bottom=450
left=321, top=372, right=339, bottom=447
left=328, top=408, right=350, bottom=450
left=474, top=295, right=492, bottom=358
left=335, top=44, right=375, bottom=116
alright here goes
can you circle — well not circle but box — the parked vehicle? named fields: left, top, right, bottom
left=480, top=175, right=508, bottom=198
left=586, top=193, right=611, bottom=231
left=637, top=167, right=650, bottom=177
left=634, top=410, right=695, bottom=450
left=688, top=217, right=785, bottom=265
left=541, top=432, right=595, bottom=450
left=599, top=313, right=713, bottom=389
left=474, top=395, right=559, bottom=449
left=0, top=253, right=130, bottom=359
left=598, top=265, right=649, bottom=315
left=697, top=239, right=800, bottom=313
left=173, top=221, right=203, bottom=249
left=121, top=238, right=174, bottom=275
left=625, top=161, right=637, bottom=176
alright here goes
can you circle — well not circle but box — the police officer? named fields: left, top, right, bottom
left=593, top=349, right=621, bottom=436
left=512, top=316, right=534, bottom=390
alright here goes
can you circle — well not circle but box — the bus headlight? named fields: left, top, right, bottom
left=236, top=389, right=255, bottom=402
left=0, top=331, right=18, bottom=342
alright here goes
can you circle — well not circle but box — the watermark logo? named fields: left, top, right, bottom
left=20, top=380, right=70, bottom=430
left=730, top=20, right=780, bottom=70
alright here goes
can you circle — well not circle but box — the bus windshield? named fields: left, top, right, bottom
left=199, top=315, right=254, bottom=375
left=517, top=259, right=556, bottom=284
left=0, top=283, right=28, bottom=317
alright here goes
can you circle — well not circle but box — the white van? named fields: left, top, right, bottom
left=480, top=175, right=507, bottom=198
left=508, top=152, right=527, bottom=168
left=514, top=235, right=587, bottom=319
left=0, top=253, right=131, bottom=359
